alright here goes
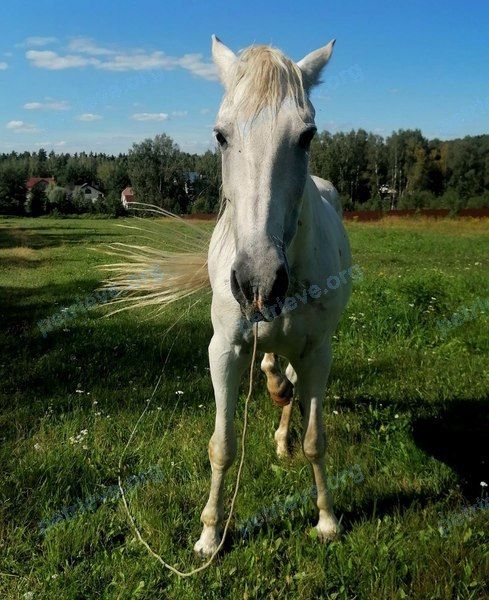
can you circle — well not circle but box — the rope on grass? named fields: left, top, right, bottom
left=117, top=323, right=259, bottom=577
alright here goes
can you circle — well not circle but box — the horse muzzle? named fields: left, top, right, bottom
left=230, top=252, right=289, bottom=322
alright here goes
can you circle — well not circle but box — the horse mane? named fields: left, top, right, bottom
left=100, top=46, right=308, bottom=315
left=226, top=45, right=308, bottom=120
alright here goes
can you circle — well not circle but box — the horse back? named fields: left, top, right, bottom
left=310, top=175, right=342, bottom=216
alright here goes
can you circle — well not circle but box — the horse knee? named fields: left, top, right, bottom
left=209, top=432, right=236, bottom=470
left=302, top=429, right=326, bottom=462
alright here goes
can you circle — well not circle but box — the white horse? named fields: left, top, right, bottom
left=194, top=36, right=353, bottom=556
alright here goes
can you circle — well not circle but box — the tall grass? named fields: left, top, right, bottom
left=0, top=217, right=487, bottom=599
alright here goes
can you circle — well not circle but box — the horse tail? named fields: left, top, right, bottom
left=98, top=204, right=211, bottom=315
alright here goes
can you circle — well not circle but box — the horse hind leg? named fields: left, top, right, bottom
left=261, top=353, right=294, bottom=407
left=261, top=354, right=295, bottom=458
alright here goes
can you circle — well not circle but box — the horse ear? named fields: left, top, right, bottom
left=297, top=39, right=335, bottom=90
left=211, top=35, right=237, bottom=87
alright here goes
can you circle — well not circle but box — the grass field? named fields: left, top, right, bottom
left=0, top=216, right=488, bottom=599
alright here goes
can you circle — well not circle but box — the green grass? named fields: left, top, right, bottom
left=0, top=216, right=488, bottom=599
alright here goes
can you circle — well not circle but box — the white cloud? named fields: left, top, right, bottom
left=178, top=54, right=218, bottom=81
left=6, top=120, right=40, bottom=133
left=24, top=100, right=70, bottom=110
left=67, top=37, right=116, bottom=56
left=22, top=36, right=58, bottom=47
left=76, top=113, right=103, bottom=122
left=25, top=37, right=218, bottom=81
left=0, top=62, right=8, bottom=70
left=131, top=112, right=169, bottom=121
left=179, top=138, right=215, bottom=153
left=97, top=51, right=176, bottom=71
left=26, top=50, right=99, bottom=70
left=33, top=140, right=67, bottom=148
left=171, top=110, right=188, bottom=117
left=200, top=108, right=211, bottom=114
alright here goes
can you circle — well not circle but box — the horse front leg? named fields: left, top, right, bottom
left=294, top=341, right=341, bottom=542
left=194, top=333, right=248, bottom=557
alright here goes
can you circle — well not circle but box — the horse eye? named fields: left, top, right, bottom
left=214, top=130, right=228, bottom=147
left=298, top=127, right=317, bottom=150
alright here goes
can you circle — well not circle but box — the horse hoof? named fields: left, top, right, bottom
left=314, top=518, right=342, bottom=543
left=276, top=444, right=291, bottom=459
left=194, top=530, right=220, bottom=558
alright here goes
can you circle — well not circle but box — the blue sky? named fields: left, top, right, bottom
left=0, top=0, right=488, bottom=154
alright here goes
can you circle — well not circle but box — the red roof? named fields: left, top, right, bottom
left=26, top=177, right=55, bottom=190
left=121, top=186, right=135, bottom=202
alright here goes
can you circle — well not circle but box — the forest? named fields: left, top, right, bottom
left=0, top=129, right=488, bottom=216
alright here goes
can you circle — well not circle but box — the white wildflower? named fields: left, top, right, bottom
left=69, top=428, right=89, bottom=445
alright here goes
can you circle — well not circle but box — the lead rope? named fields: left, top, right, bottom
left=118, top=322, right=258, bottom=577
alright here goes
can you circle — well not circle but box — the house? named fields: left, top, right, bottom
left=379, top=184, right=398, bottom=210
left=121, top=186, right=135, bottom=209
left=184, top=171, right=200, bottom=196
left=72, top=183, right=104, bottom=204
left=26, top=177, right=56, bottom=191
left=26, top=177, right=55, bottom=197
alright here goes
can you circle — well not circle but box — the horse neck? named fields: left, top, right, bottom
left=287, top=176, right=317, bottom=270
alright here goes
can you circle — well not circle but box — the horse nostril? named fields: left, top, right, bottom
left=230, top=268, right=241, bottom=299
left=230, top=266, right=252, bottom=306
left=270, top=263, right=289, bottom=302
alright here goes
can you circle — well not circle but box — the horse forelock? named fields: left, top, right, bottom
left=225, top=45, right=308, bottom=121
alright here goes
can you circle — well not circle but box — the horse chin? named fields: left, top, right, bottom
left=242, top=303, right=283, bottom=324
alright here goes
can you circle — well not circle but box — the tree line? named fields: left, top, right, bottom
left=310, top=129, right=489, bottom=210
left=1, top=129, right=488, bottom=216
left=0, top=133, right=220, bottom=217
